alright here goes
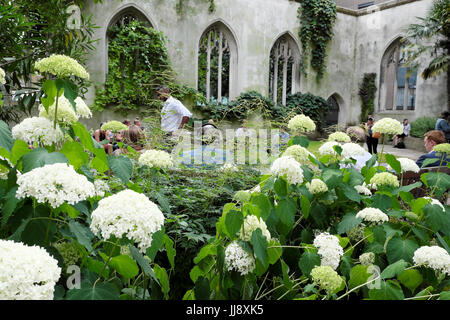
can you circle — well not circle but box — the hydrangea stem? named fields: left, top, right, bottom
left=53, top=89, right=60, bottom=130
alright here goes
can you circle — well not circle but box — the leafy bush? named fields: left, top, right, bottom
left=285, top=92, right=330, bottom=131
left=410, top=116, right=437, bottom=138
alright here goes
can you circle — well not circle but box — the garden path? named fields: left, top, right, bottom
left=367, top=144, right=424, bottom=161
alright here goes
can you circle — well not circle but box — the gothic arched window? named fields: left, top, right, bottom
left=198, top=23, right=238, bottom=103
left=269, top=34, right=301, bottom=106
left=380, top=39, right=418, bottom=111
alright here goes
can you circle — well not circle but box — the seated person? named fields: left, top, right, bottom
left=93, top=122, right=112, bottom=155
left=122, top=122, right=146, bottom=152
left=394, top=118, right=410, bottom=147
left=416, top=130, right=450, bottom=168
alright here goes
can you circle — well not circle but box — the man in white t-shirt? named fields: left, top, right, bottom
left=157, top=86, right=192, bottom=134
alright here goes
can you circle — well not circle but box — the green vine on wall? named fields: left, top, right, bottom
left=93, top=20, right=203, bottom=115
left=176, top=0, right=215, bottom=15
left=298, top=0, right=337, bottom=81
left=358, top=73, right=377, bottom=123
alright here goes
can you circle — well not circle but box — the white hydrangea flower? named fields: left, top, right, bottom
left=413, top=246, right=450, bottom=275
left=313, top=232, right=344, bottom=270
left=359, top=252, right=375, bottom=266
left=93, top=179, right=110, bottom=198
left=306, top=178, right=328, bottom=194
left=0, top=239, right=61, bottom=300
left=250, top=184, right=261, bottom=193
left=433, top=143, right=450, bottom=154
left=0, top=67, right=5, bottom=84
left=395, top=158, right=420, bottom=173
left=224, top=241, right=256, bottom=276
left=12, top=117, right=64, bottom=146
left=34, top=54, right=89, bottom=79
left=311, top=266, right=343, bottom=293
left=101, top=120, right=128, bottom=133
left=283, top=145, right=313, bottom=164
left=371, top=118, right=403, bottom=135
left=16, top=163, right=96, bottom=208
left=356, top=207, right=389, bottom=223
left=38, top=95, right=79, bottom=124
left=138, top=149, right=174, bottom=169
left=328, top=132, right=351, bottom=143
left=219, top=162, right=239, bottom=172
left=270, top=156, right=304, bottom=185
left=73, top=97, right=92, bottom=119
left=341, top=143, right=366, bottom=158
left=318, top=141, right=340, bottom=156
left=287, top=114, right=316, bottom=133
left=239, top=215, right=271, bottom=242
left=90, top=190, right=165, bottom=253
left=422, top=197, right=445, bottom=211
left=354, top=184, right=372, bottom=196
left=370, top=172, right=399, bottom=188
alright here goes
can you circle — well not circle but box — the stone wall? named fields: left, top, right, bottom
left=82, top=0, right=446, bottom=129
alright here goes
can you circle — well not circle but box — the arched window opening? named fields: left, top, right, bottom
left=380, top=39, right=418, bottom=111
left=198, top=25, right=236, bottom=104
left=326, top=95, right=340, bottom=127
left=269, top=34, right=300, bottom=106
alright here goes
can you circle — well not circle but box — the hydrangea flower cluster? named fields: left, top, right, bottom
left=270, top=156, right=304, bottom=185
left=328, top=132, right=351, bottom=143
left=310, top=266, right=343, bottom=294
left=0, top=67, right=5, bottom=84
left=138, top=149, right=174, bottom=169
left=90, top=190, right=165, bottom=253
left=356, top=207, right=389, bottom=223
left=306, top=178, right=328, bottom=194
left=341, top=143, right=366, bottom=158
left=73, top=97, right=92, bottom=119
left=0, top=239, right=61, bottom=300
left=354, top=184, right=372, bottom=196
left=224, top=241, right=256, bottom=275
left=287, top=114, right=316, bottom=133
left=283, top=145, right=313, bottom=164
left=101, top=120, right=128, bottom=132
left=11, top=117, right=64, bottom=146
left=359, top=252, right=375, bottom=266
left=54, top=241, right=81, bottom=268
left=413, top=246, right=450, bottom=275
left=219, top=162, right=239, bottom=172
left=371, top=117, right=403, bottom=135
left=16, top=163, right=96, bottom=208
left=433, top=143, right=450, bottom=154
left=39, top=95, right=79, bottom=124
left=318, top=141, right=340, bottom=156
left=239, top=215, right=271, bottom=242
left=34, top=54, right=89, bottom=79
left=397, top=157, right=420, bottom=173
left=93, top=179, right=110, bottom=198
left=422, top=197, right=445, bottom=211
left=313, top=232, right=344, bottom=270
left=369, top=172, right=399, bottom=188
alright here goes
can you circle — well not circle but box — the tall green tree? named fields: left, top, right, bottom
left=402, top=0, right=450, bottom=109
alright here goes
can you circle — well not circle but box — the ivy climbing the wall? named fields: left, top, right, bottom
left=298, top=0, right=337, bottom=81
left=93, top=20, right=202, bottom=115
left=359, top=73, right=377, bottom=123
left=176, top=0, right=215, bottom=15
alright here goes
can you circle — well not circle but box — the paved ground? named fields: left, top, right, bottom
left=364, top=144, right=424, bottom=161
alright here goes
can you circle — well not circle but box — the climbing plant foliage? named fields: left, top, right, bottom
left=359, top=73, right=377, bottom=123
left=298, top=0, right=337, bottom=81
left=93, top=20, right=202, bottom=115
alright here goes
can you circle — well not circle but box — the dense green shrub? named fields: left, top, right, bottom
left=285, top=92, right=330, bottom=131
left=410, top=116, right=437, bottom=137
left=132, top=165, right=260, bottom=299
left=359, top=73, right=377, bottom=123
